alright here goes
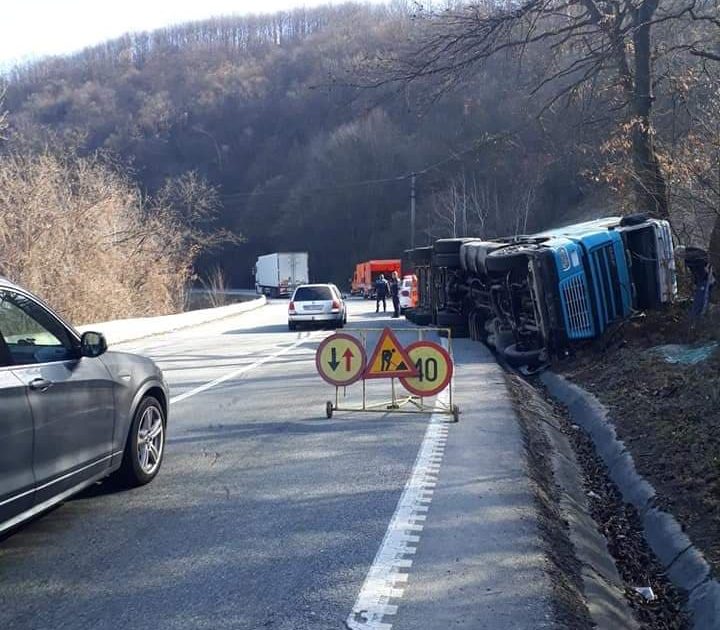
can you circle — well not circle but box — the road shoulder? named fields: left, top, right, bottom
left=391, top=339, right=555, bottom=630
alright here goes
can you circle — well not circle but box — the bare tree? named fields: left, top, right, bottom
left=0, top=87, right=7, bottom=141
left=381, top=0, right=719, bottom=220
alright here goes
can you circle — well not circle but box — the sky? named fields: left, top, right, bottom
left=0, top=0, right=383, bottom=67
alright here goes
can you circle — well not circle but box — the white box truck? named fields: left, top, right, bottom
left=254, top=252, right=309, bottom=297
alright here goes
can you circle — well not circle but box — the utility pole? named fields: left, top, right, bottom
left=410, top=172, right=416, bottom=249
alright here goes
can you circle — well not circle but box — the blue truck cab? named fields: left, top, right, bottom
left=544, top=230, right=632, bottom=340
left=441, top=214, right=677, bottom=366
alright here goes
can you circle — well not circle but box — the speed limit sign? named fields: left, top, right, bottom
left=399, top=341, right=453, bottom=397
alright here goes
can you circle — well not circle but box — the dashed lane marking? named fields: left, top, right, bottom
left=346, top=389, right=451, bottom=630
left=169, top=332, right=317, bottom=405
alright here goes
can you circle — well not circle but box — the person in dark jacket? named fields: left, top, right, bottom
left=389, top=271, right=401, bottom=318
left=375, top=274, right=390, bottom=313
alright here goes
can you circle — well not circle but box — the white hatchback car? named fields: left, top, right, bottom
left=288, top=284, right=347, bottom=330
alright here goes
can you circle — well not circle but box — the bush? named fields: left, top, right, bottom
left=0, top=152, right=198, bottom=324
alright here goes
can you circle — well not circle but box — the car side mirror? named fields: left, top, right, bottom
left=80, top=331, right=108, bottom=358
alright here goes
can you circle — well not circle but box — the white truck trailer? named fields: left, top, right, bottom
left=254, top=252, right=309, bottom=297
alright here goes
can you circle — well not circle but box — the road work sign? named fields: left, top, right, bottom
left=399, top=341, right=453, bottom=397
left=364, top=328, right=419, bottom=379
left=316, top=333, right=367, bottom=386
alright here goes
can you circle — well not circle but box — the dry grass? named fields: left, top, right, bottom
left=0, top=152, right=196, bottom=324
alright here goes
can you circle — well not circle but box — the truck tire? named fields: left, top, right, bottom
left=460, top=240, right=483, bottom=273
left=484, top=243, right=536, bottom=275
left=432, top=252, right=461, bottom=268
left=472, top=242, right=511, bottom=275
left=434, top=238, right=470, bottom=254
left=411, top=247, right=434, bottom=266
left=502, top=343, right=545, bottom=368
left=414, top=310, right=432, bottom=326
left=436, top=310, right=468, bottom=337
left=436, top=310, right=464, bottom=327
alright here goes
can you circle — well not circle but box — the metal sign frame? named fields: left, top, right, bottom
left=322, top=327, right=460, bottom=422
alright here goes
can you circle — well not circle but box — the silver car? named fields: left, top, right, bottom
left=288, top=283, right=347, bottom=330
left=0, top=277, right=169, bottom=534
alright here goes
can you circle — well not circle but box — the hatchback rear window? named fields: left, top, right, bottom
left=293, top=286, right=333, bottom=301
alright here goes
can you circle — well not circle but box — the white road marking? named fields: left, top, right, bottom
left=346, top=389, right=451, bottom=630
left=169, top=334, right=315, bottom=405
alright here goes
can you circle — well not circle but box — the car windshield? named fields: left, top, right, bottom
left=293, top=286, right=333, bottom=301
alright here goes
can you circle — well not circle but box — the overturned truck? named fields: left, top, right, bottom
left=406, top=215, right=676, bottom=367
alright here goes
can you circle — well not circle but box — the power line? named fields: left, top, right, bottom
left=221, top=172, right=409, bottom=199
left=219, top=134, right=505, bottom=201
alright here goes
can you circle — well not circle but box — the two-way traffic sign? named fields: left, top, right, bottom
left=315, top=333, right=367, bottom=386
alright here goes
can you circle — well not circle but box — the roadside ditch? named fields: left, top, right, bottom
left=506, top=374, right=691, bottom=629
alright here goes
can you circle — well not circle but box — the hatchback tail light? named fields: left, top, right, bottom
left=288, top=301, right=296, bottom=313
left=331, top=300, right=340, bottom=312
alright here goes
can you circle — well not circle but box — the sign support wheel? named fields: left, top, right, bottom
left=326, top=401, right=334, bottom=419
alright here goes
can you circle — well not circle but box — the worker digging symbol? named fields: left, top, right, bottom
left=381, top=348, right=394, bottom=371
left=364, top=328, right=418, bottom=379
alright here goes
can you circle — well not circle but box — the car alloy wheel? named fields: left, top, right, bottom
left=137, top=404, right=164, bottom=475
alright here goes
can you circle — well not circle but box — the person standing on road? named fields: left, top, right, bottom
left=375, top=274, right=389, bottom=313
left=389, top=271, right=401, bottom=318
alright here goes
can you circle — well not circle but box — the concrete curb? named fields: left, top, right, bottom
left=77, top=296, right=268, bottom=346
left=541, top=371, right=720, bottom=630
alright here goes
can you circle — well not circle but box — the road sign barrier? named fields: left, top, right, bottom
left=364, top=328, right=418, bottom=379
left=316, top=333, right=366, bottom=386
left=315, top=326, right=459, bottom=422
left=399, top=341, right=453, bottom=397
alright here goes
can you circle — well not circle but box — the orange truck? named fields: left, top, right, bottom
left=351, top=259, right=402, bottom=298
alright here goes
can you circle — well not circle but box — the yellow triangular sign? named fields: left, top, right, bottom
left=364, top=328, right=419, bottom=379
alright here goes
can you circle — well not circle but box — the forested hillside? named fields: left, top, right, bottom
left=2, top=1, right=718, bottom=290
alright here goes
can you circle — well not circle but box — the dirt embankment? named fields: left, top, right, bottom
left=560, top=303, right=720, bottom=576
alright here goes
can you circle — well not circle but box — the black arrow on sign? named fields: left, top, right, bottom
left=328, top=347, right=340, bottom=371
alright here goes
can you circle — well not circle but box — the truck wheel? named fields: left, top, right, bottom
left=473, top=242, right=512, bottom=275
left=484, top=244, right=535, bottom=275
left=288, top=322, right=297, bottom=331
left=436, top=311, right=464, bottom=327
left=411, top=247, right=434, bottom=266
left=432, top=252, right=461, bottom=268
left=502, top=343, right=545, bottom=368
left=434, top=238, right=472, bottom=254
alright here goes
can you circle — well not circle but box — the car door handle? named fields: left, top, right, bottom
left=28, top=378, right=53, bottom=392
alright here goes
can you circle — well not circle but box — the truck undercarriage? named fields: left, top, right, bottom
left=406, top=215, right=676, bottom=367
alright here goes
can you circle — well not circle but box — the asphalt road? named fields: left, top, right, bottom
left=0, top=300, right=552, bottom=630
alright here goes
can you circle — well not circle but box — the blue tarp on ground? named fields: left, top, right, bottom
left=649, top=342, right=719, bottom=365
